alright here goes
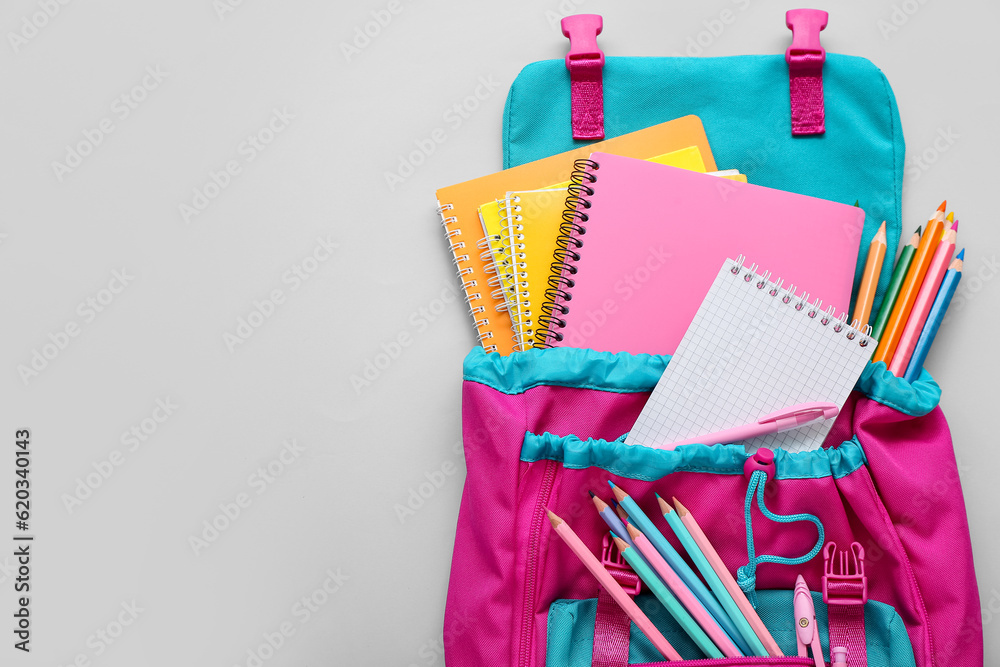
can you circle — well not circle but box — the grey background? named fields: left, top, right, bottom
left=1, top=0, right=996, bottom=665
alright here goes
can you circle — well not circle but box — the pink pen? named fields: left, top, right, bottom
left=794, top=575, right=824, bottom=667
left=660, top=402, right=840, bottom=450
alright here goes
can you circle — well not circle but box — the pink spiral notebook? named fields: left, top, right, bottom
left=537, top=152, right=865, bottom=354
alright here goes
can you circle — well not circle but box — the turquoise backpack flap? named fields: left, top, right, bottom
left=502, top=16, right=905, bottom=318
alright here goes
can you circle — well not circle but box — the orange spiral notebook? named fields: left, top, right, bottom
left=435, top=116, right=717, bottom=354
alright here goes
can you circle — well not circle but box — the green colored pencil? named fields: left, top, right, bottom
left=613, top=536, right=724, bottom=659
left=870, top=227, right=920, bottom=343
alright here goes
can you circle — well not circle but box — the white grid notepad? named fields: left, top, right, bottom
left=625, top=258, right=875, bottom=453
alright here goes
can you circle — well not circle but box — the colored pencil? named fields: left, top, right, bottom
left=626, top=524, right=743, bottom=658
left=609, top=483, right=753, bottom=655
left=852, top=221, right=887, bottom=327
left=591, top=492, right=638, bottom=550
left=904, top=250, right=964, bottom=382
left=870, top=227, right=920, bottom=342
left=667, top=497, right=783, bottom=657
left=545, top=510, right=682, bottom=661
left=889, top=222, right=958, bottom=375
left=613, top=536, right=725, bottom=659
left=656, top=496, right=768, bottom=656
left=873, top=201, right=946, bottom=363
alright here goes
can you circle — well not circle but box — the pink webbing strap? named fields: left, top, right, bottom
left=823, top=542, right=869, bottom=667
left=561, top=14, right=605, bottom=141
left=592, top=534, right=639, bottom=667
left=785, top=9, right=828, bottom=136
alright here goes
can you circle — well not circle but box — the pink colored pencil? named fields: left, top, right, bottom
left=546, top=510, right=681, bottom=661
left=626, top=524, right=742, bottom=657
left=671, top=498, right=784, bottom=657
left=888, top=222, right=958, bottom=375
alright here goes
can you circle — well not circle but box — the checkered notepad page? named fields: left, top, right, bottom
left=625, top=258, right=875, bottom=453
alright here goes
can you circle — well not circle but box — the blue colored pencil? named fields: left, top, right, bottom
left=609, top=482, right=752, bottom=655
left=903, top=249, right=964, bottom=382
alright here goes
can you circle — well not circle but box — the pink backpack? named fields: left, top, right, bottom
left=445, top=349, right=981, bottom=666
left=442, top=11, right=981, bottom=667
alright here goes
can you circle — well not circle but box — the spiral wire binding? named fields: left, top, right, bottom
left=729, top=257, right=871, bottom=348
left=534, top=159, right=599, bottom=347
left=437, top=202, right=497, bottom=353
left=501, top=195, right=535, bottom=352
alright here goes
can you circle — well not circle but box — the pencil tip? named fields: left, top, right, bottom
left=915, top=225, right=922, bottom=235
left=957, top=248, right=965, bottom=260
left=672, top=497, right=689, bottom=515
left=946, top=211, right=954, bottom=222
left=610, top=483, right=627, bottom=502
left=588, top=490, right=596, bottom=498
left=853, top=200, right=860, bottom=207
left=626, top=523, right=641, bottom=539
left=612, top=535, right=629, bottom=552
left=951, top=220, right=959, bottom=231
left=591, top=494, right=607, bottom=511
left=938, top=200, right=947, bottom=212
left=657, top=496, right=672, bottom=513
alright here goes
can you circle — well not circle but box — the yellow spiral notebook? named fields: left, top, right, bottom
left=435, top=115, right=717, bottom=355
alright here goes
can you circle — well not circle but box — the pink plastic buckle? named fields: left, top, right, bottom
left=785, top=9, right=828, bottom=136
left=744, top=448, right=776, bottom=481
left=562, top=14, right=604, bottom=69
left=601, top=532, right=641, bottom=595
left=823, top=542, right=868, bottom=605
left=561, top=14, right=604, bottom=141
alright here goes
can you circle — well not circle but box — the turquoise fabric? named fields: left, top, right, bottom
left=463, top=346, right=668, bottom=395
left=856, top=361, right=941, bottom=417
left=521, top=431, right=867, bottom=481
left=502, top=54, right=905, bottom=320
left=465, top=347, right=941, bottom=415
left=546, top=590, right=915, bottom=666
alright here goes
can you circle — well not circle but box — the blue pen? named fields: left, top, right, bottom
left=610, top=481, right=753, bottom=656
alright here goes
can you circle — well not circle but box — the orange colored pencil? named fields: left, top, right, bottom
left=872, top=201, right=946, bottom=364
left=851, top=221, right=887, bottom=327
left=546, top=510, right=682, bottom=661
left=889, top=222, right=958, bottom=375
